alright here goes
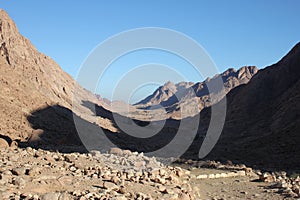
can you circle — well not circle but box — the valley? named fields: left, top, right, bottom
left=0, top=7, right=300, bottom=200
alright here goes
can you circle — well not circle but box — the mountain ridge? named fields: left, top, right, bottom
left=1, top=8, right=300, bottom=171
left=134, top=66, right=258, bottom=118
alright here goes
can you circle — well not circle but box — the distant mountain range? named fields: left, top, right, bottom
left=134, top=66, right=258, bottom=118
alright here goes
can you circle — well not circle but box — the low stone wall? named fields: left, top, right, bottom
left=196, top=170, right=246, bottom=179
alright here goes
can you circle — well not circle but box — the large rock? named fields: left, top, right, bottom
left=0, top=138, right=9, bottom=148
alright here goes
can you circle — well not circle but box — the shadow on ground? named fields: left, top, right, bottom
left=19, top=98, right=300, bottom=172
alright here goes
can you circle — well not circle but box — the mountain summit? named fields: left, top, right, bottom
left=135, top=66, right=258, bottom=118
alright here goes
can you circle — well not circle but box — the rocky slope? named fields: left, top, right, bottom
left=0, top=8, right=299, bottom=199
left=192, top=42, right=300, bottom=170
left=0, top=9, right=115, bottom=146
left=134, top=66, right=258, bottom=118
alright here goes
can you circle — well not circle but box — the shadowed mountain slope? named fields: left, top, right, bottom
left=188, top=42, right=300, bottom=171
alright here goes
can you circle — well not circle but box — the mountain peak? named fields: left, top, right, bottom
left=221, top=66, right=258, bottom=77
left=0, top=9, right=9, bottom=18
left=135, top=65, right=258, bottom=117
left=237, top=66, right=258, bottom=79
left=0, top=9, right=100, bottom=142
left=0, top=9, right=19, bottom=39
left=163, top=80, right=175, bottom=87
left=0, top=10, right=34, bottom=67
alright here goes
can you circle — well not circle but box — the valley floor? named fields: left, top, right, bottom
left=0, top=146, right=298, bottom=200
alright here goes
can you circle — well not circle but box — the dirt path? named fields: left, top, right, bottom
left=186, top=167, right=292, bottom=200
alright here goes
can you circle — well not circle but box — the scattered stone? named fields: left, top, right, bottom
left=244, top=167, right=253, bottom=173
left=122, top=150, right=132, bottom=156
left=0, top=138, right=9, bottom=148
left=90, top=150, right=101, bottom=157
left=178, top=193, right=190, bottom=200
left=259, top=172, right=276, bottom=182
left=134, top=161, right=146, bottom=169
left=196, top=174, right=208, bottom=179
left=12, top=177, right=25, bottom=186
left=10, top=141, right=18, bottom=149
left=11, top=167, right=26, bottom=176
left=27, top=167, right=41, bottom=176
left=103, top=181, right=119, bottom=191
left=158, top=185, right=167, bottom=193
left=109, top=147, right=123, bottom=155
left=5, top=146, right=288, bottom=199
left=64, top=154, right=76, bottom=163
left=42, top=192, right=60, bottom=200
left=58, top=192, right=71, bottom=200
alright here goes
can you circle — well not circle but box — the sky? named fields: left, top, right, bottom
left=1, top=1, right=300, bottom=103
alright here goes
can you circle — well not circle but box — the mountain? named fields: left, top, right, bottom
left=2, top=9, right=299, bottom=171
left=134, top=81, right=194, bottom=107
left=0, top=10, right=114, bottom=147
left=134, top=66, right=258, bottom=118
left=189, top=42, right=300, bottom=170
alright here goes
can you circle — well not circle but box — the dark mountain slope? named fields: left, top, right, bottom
left=196, top=43, right=300, bottom=170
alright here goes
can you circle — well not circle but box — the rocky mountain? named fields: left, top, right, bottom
left=188, top=42, right=300, bottom=170
left=0, top=10, right=112, bottom=146
left=1, top=8, right=300, bottom=172
left=134, top=66, right=258, bottom=118
left=2, top=8, right=300, bottom=200
left=134, top=81, right=194, bottom=108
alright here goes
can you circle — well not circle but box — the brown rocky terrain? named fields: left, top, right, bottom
left=0, top=146, right=197, bottom=200
left=1, top=146, right=298, bottom=200
left=134, top=66, right=258, bottom=119
left=0, top=8, right=300, bottom=200
left=0, top=9, right=118, bottom=148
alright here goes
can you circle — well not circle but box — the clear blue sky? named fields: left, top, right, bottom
left=1, top=1, right=300, bottom=103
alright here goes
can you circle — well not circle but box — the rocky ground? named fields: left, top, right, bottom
left=0, top=144, right=299, bottom=200
left=0, top=145, right=195, bottom=200
left=178, top=160, right=300, bottom=200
